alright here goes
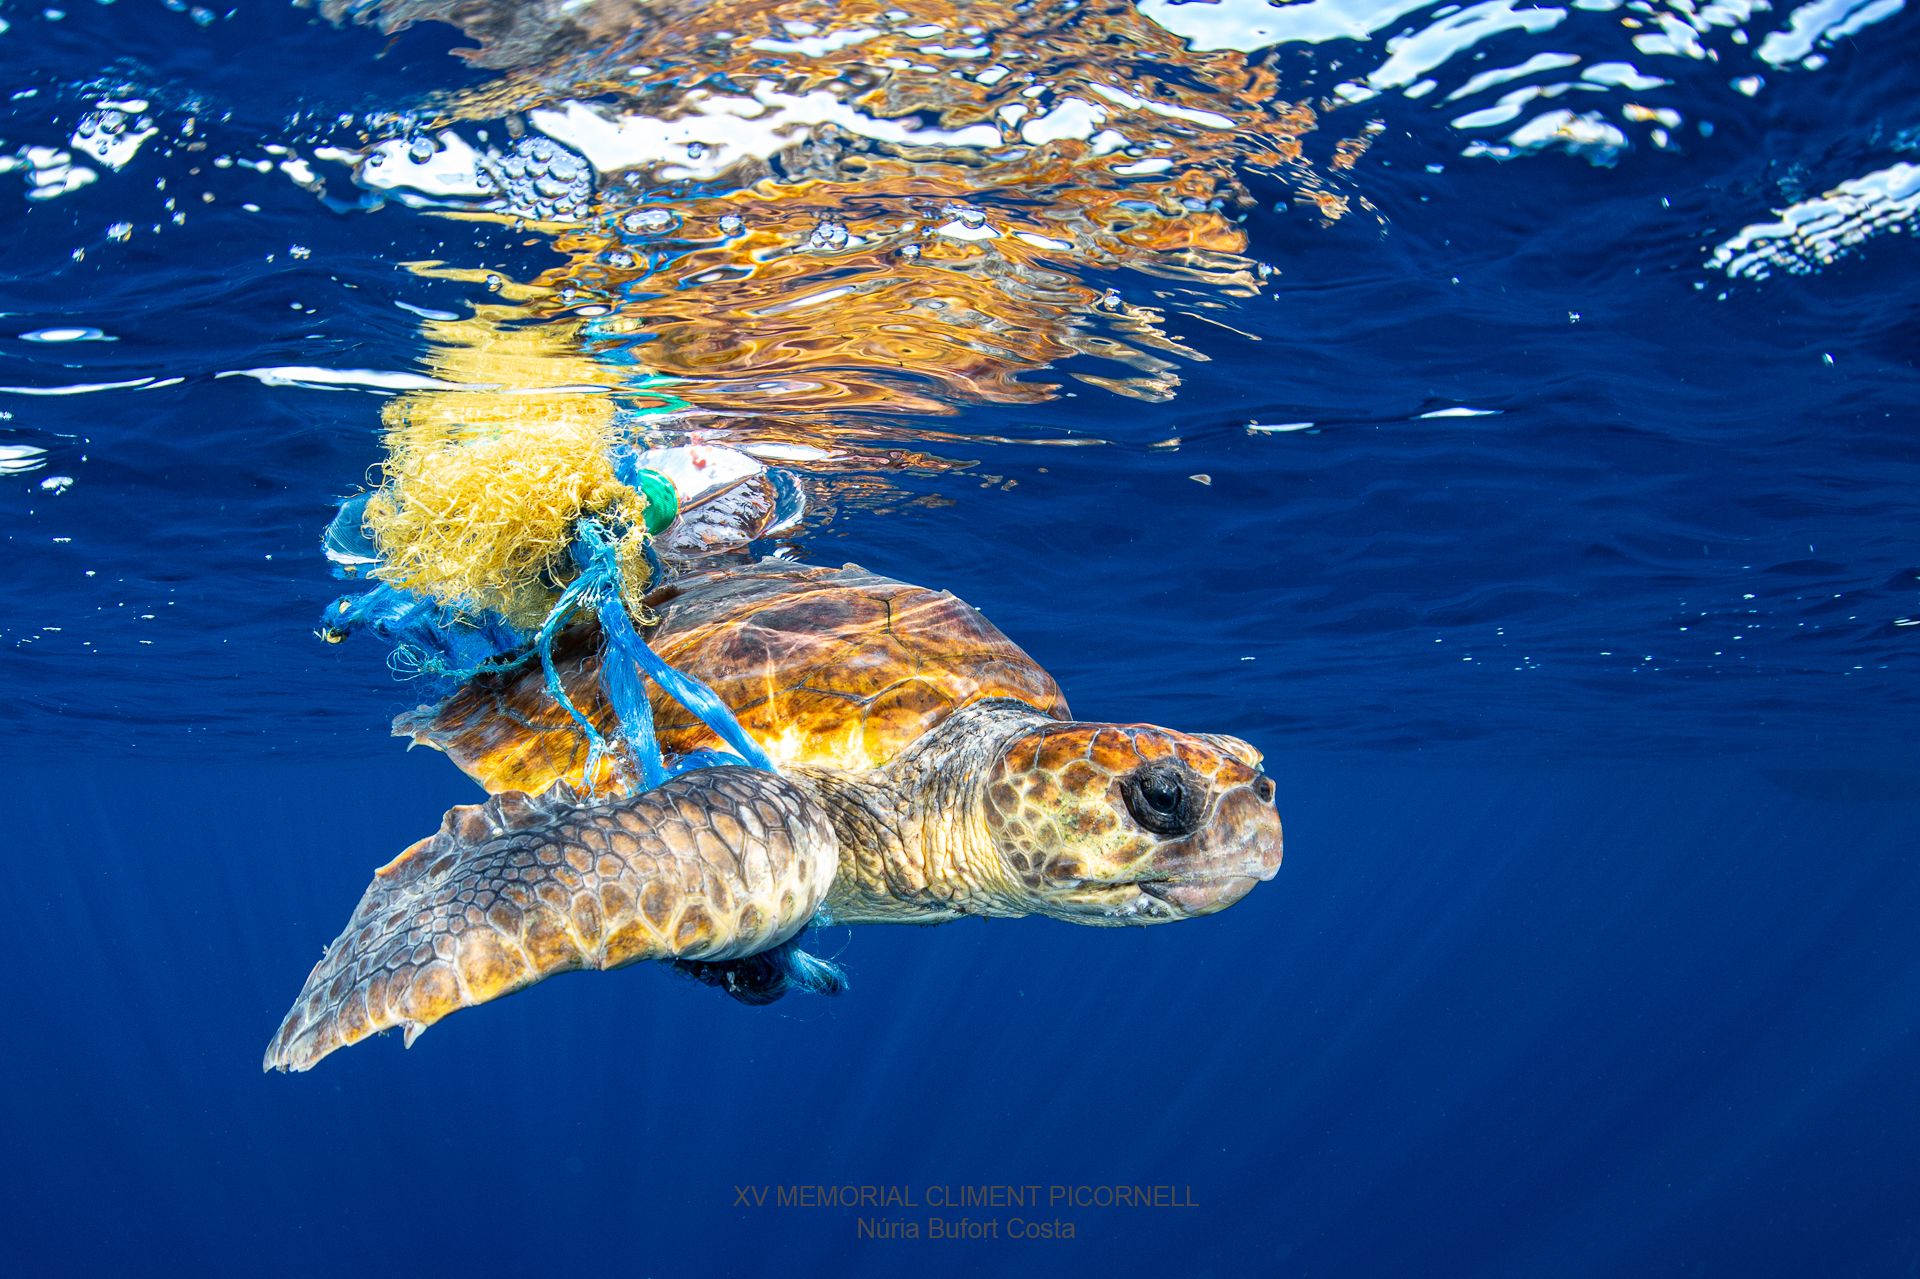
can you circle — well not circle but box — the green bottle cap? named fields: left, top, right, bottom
left=632, top=468, right=680, bottom=535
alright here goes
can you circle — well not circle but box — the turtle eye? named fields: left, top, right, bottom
left=1123, top=764, right=1200, bottom=837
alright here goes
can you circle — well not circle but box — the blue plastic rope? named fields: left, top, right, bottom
left=530, top=557, right=623, bottom=789
left=325, top=583, right=530, bottom=681
left=550, top=519, right=775, bottom=786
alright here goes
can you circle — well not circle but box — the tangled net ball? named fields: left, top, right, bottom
left=362, top=417, right=653, bottom=630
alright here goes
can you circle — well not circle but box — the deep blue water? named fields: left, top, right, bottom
left=3, top=0, right=1918, bottom=1275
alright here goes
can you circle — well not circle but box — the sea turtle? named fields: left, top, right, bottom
left=265, top=560, right=1282, bottom=1071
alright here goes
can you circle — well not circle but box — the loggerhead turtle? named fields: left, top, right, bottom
left=265, top=560, right=1282, bottom=1071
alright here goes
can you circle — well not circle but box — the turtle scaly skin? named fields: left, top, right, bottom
left=805, top=702, right=1280, bottom=926
left=267, top=562, right=1282, bottom=1072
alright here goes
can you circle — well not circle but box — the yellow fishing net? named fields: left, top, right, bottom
left=364, top=417, right=653, bottom=629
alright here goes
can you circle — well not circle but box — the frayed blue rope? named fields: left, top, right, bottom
left=527, top=518, right=772, bottom=792
left=322, top=583, right=531, bottom=681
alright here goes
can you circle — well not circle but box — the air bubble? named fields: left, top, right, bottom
left=478, top=134, right=595, bottom=223
left=809, top=218, right=850, bottom=250
left=621, top=208, right=676, bottom=235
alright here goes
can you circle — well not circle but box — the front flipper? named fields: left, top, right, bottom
left=264, top=767, right=838, bottom=1073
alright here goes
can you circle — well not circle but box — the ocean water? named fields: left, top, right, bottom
left=3, top=1, right=1917, bottom=1275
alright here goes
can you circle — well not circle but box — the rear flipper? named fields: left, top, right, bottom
left=264, top=767, right=839, bottom=1073
left=672, top=936, right=849, bottom=1006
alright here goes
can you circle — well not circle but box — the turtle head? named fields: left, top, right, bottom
left=980, top=720, right=1282, bottom=925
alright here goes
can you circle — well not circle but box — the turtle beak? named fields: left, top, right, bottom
left=1140, top=874, right=1264, bottom=914
left=1142, top=775, right=1282, bottom=917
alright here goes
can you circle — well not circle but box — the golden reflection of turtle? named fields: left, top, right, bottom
left=338, top=0, right=1375, bottom=483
